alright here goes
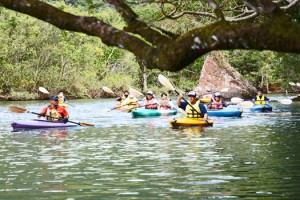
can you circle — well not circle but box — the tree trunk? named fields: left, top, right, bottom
left=137, top=59, right=148, bottom=92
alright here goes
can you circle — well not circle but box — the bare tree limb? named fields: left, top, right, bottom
left=281, top=0, right=300, bottom=10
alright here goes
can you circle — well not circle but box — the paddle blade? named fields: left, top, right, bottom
left=7, top=105, right=28, bottom=113
left=158, top=74, right=175, bottom=91
left=279, top=99, right=292, bottom=105
left=102, top=86, right=114, bottom=94
left=129, top=88, right=144, bottom=98
left=79, top=122, right=95, bottom=126
left=238, top=101, right=254, bottom=108
left=231, top=97, right=244, bottom=103
left=39, top=87, right=50, bottom=94
left=297, top=83, right=300, bottom=87
left=289, top=82, right=296, bottom=86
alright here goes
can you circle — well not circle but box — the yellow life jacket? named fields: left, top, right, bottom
left=58, top=96, right=65, bottom=104
left=186, top=100, right=202, bottom=118
left=126, top=98, right=138, bottom=109
left=120, top=95, right=128, bottom=104
left=255, top=95, right=266, bottom=105
left=46, top=106, right=61, bottom=121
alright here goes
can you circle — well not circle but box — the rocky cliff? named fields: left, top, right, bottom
left=195, top=51, right=256, bottom=99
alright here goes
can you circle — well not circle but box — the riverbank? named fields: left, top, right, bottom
left=1, top=90, right=299, bottom=101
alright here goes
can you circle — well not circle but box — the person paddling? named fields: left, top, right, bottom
left=58, top=91, right=69, bottom=105
left=177, top=91, right=208, bottom=120
left=116, top=90, right=129, bottom=103
left=202, top=89, right=213, bottom=99
left=39, top=95, right=69, bottom=123
left=252, top=88, right=270, bottom=104
left=122, top=94, right=140, bottom=110
left=145, top=91, right=158, bottom=109
left=207, top=92, right=228, bottom=109
left=159, top=92, right=175, bottom=110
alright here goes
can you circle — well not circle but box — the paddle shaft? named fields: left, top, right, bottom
left=29, top=111, right=81, bottom=126
left=175, top=90, right=202, bottom=116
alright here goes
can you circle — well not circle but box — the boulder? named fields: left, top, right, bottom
left=195, top=51, right=257, bottom=99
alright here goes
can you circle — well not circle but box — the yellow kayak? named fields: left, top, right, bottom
left=199, top=98, right=211, bottom=103
left=170, top=118, right=213, bottom=128
left=59, top=103, right=69, bottom=108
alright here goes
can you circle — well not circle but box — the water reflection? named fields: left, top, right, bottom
left=0, top=99, right=300, bottom=198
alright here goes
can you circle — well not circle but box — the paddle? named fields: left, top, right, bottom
left=102, top=86, right=121, bottom=98
left=289, top=82, right=296, bottom=86
left=8, top=105, right=94, bottom=126
left=129, top=88, right=144, bottom=98
left=39, top=87, right=75, bottom=107
left=158, top=74, right=207, bottom=122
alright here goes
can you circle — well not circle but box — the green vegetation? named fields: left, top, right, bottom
left=0, top=1, right=299, bottom=100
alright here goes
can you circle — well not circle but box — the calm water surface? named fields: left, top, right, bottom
left=0, top=96, right=300, bottom=199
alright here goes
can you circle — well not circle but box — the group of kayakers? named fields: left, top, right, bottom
left=114, top=90, right=175, bottom=110
left=38, top=88, right=269, bottom=123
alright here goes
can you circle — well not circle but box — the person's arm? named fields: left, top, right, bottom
left=222, top=100, right=228, bottom=107
left=38, top=107, right=47, bottom=118
left=252, top=96, right=256, bottom=102
left=64, top=97, right=68, bottom=103
left=199, top=104, right=208, bottom=120
left=265, top=96, right=270, bottom=104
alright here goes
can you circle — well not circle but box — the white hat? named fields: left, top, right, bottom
left=187, top=91, right=197, bottom=97
left=207, top=88, right=211, bottom=92
left=146, top=91, right=154, bottom=95
left=129, top=94, right=134, bottom=98
left=214, top=92, right=221, bottom=97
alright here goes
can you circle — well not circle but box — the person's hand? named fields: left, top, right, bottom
left=59, top=118, right=68, bottom=123
left=38, top=114, right=45, bottom=118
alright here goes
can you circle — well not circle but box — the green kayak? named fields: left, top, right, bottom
left=132, top=109, right=177, bottom=118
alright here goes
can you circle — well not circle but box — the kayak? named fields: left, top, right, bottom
left=11, top=119, right=77, bottom=130
left=207, top=108, right=243, bottom=117
left=170, top=118, right=213, bottom=128
left=132, top=109, right=177, bottom=117
left=250, top=104, right=272, bottom=112
left=200, top=98, right=211, bottom=103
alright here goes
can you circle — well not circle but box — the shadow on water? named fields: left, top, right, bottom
left=0, top=97, right=300, bottom=199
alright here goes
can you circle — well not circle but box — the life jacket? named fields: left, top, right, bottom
left=58, top=96, right=65, bottom=104
left=46, top=105, right=62, bottom=121
left=159, top=99, right=171, bottom=110
left=255, top=95, right=266, bottom=105
left=120, top=95, right=128, bottom=103
left=145, top=98, right=157, bottom=109
left=186, top=100, right=202, bottom=118
left=209, top=97, right=223, bottom=109
left=126, top=98, right=138, bottom=109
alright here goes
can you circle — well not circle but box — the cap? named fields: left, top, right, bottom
left=147, top=91, right=153, bottom=95
left=129, top=94, right=134, bottom=98
left=207, top=89, right=211, bottom=92
left=49, top=95, right=58, bottom=101
left=257, top=88, right=263, bottom=92
left=187, top=91, right=197, bottom=97
left=214, top=92, right=221, bottom=97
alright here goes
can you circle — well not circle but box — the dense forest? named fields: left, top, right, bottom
left=0, top=0, right=300, bottom=100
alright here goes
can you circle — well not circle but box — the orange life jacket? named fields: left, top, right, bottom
left=145, top=98, right=157, bottom=109
left=209, top=97, right=223, bottom=109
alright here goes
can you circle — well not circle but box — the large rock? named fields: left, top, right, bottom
left=195, top=51, right=256, bottom=99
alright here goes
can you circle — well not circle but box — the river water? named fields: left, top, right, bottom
left=0, top=96, right=300, bottom=199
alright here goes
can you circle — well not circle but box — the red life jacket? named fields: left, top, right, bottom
left=145, top=98, right=157, bottom=109
left=209, top=97, right=223, bottom=109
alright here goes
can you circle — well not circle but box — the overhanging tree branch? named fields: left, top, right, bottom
left=0, top=0, right=299, bottom=72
